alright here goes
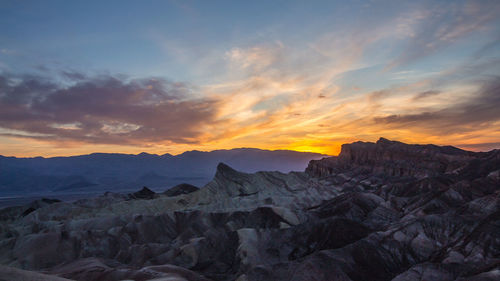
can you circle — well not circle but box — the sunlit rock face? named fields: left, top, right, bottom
left=0, top=138, right=499, bottom=281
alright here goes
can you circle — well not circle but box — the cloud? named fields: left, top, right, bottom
left=388, top=0, right=500, bottom=69
left=0, top=73, right=221, bottom=145
left=374, top=76, right=500, bottom=133
left=60, top=70, right=87, bottom=81
left=411, top=90, right=441, bottom=101
left=225, top=44, right=283, bottom=73
left=0, top=48, right=16, bottom=55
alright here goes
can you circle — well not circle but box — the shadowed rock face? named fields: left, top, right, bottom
left=306, top=137, right=477, bottom=178
left=164, top=183, right=199, bottom=197
left=0, top=138, right=498, bottom=281
left=129, top=186, right=157, bottom=200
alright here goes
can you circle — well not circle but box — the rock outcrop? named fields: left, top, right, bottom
left=129, top=186, right=157, bottom=200
left=306, top=137, right=476, bottom=178
left=0, top=138, right=498, bottom=281
left=164, top=183, right=199, bottom=197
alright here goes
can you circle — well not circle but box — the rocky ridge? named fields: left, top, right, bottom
left=0, top=138, right=498, bottom=281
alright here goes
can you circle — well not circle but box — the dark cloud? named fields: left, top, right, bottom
left=0, top=73, right=220, bottom=145
left=375, top=112, right=437, bottom=124
left=374, top=76, right=500, bottom=133
left=412, top=90, right=441, bottom=101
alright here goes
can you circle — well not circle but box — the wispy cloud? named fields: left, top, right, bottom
left=0, top=48, right=17, bottom=55
left=411, top=90, right=441, bottom=101
left=374, top=76, right=500, bottom=133
left=387, top=0, right=500, bottom=69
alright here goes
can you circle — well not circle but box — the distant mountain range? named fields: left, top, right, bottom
left=0, top=148, right=326, bottom=195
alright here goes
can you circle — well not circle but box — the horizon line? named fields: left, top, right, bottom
left=2, top=137, right=499, bottom=159
left=0, top=146, right=333, bottom=159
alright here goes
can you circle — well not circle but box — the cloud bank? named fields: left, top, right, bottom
left=0, top=74, right=219, bottom=145
left=374, top=76, right=500, bottom=133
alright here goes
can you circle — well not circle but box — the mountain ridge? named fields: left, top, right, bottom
left=0, top=148, right=326, bottom=200
left=0, top=147, right=330, bottom=159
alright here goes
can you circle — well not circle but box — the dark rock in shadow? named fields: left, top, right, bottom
left=128, top=186, right=157, bottom=200
left=164, top=183, right=199, bottom=197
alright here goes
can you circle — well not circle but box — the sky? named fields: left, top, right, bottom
left=0, top=0, right=499, bottom=157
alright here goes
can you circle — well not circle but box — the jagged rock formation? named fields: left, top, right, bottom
left=0, top=138, right=498, bottom=281
left=164, top=183, right=199, bottom=197
left=306, top=137, right=477, bottom=178
left=129, top=186, right=157, bottom=200
left=0, top=198, right=62, bottom=221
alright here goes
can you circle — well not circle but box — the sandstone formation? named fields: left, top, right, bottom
left=0, top=138, right=498, bottom=280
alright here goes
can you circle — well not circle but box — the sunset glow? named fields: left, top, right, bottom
left=1, top=0, right=499, bottom=157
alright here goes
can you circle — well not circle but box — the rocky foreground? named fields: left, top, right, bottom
left=0, top=138, right=499, bottom=281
